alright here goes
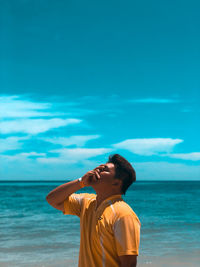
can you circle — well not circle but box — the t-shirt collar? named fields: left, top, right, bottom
left=94, top=194, right=122, bottom=211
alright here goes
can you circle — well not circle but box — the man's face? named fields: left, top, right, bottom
left=94, top=163, right=116, bottom=184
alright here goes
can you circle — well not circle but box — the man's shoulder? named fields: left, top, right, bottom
left=112, top=199, right=141, bottom=224
left=72, top=192, right=96, bottom=199
left=113, top=199, right=133, bottom=214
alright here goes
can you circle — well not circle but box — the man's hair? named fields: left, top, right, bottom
left=107, top=154, right=136, bottom=195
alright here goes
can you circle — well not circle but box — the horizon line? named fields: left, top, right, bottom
left=0, top=180, right=199, bottom=182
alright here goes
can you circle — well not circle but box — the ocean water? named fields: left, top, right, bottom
left=0, top=181, right=200, bottom=267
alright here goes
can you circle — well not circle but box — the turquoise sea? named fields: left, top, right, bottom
left=0, top=181, right=200, bottom=267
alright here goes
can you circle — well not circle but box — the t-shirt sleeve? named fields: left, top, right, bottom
left=62, top=193, right=87, bottom=217
left=113, top=215, right=141, bottom=256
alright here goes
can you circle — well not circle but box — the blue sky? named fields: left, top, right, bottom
left=0, top=0, right=199, bottom=180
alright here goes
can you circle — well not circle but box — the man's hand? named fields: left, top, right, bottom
left=119, top=255, right=137, bottom=267
left=81, top=164, right=107, bottom=186
left=81, top=169, right=101, bottom=186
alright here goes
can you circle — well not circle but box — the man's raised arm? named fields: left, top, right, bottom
left=46, top=179, right=83, bottom=207
left=45, top=169, right=100, bottom=207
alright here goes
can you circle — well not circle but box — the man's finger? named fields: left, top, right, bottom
left=94, top=165, right=104, bottom=171
left=95, top=170, right=101, bottom=179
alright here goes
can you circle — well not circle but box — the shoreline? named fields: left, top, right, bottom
left=1, top=251, right=200, bottom=267
left=137, top=250, right=200, bottom=267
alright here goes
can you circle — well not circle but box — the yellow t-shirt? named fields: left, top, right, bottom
left=63, top=193, right=141, bottom=267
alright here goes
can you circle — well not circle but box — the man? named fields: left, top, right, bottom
left=46, top=154, right=141, bottom=267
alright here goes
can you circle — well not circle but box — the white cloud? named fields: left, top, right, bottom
left=21, top=152, right=46, bottom=157
left=0, top=118, right=81, bottom=134
left=161, top=152, right=200, bottom=161
left=37, top=147, right=113, bottom=164
left=0, top=95, right=97, bottom=119
left=0, top=152, right=46, bottom=161
left=128, top=98, right=180, bottom=103
left=113, top=138, right=183, bottom=156
left=133, top=161, right=200, bottom=180
left=42, top=135, right=101, bottom=147
left=0, top=95, right=84, bottom=135
left=0, top=95, right=55, bottom=118
left=0, top=152, right=104, bottom=180
left=0, top=136, right=29, bottom=152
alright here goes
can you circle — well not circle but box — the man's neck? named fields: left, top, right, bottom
left=95, top=191, right=121, bottom=210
